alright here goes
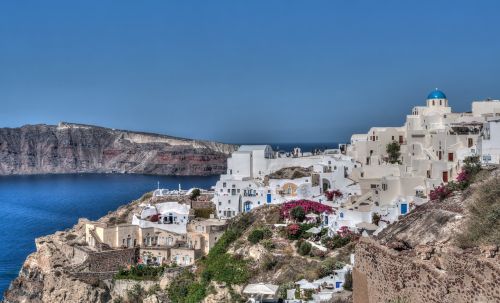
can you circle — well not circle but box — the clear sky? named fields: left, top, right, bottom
left=1, top=1, right=499, bottom=143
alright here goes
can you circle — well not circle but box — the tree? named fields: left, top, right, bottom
left=463, top=156, right=481, bottom=176
left=343, top=270, right=353, bottom=291
left=290, top=206, right=306, bottom=222
left=248, top=229, right=265, bottom=244
left=386, top=141, right=401, bottom=164
left=190, top=188, right=201, bottom=201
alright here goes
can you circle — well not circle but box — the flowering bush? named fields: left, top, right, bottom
left=337, top=226, right=352, bottom=238
left=325, top=190, right=343, bottom=201
left=429, top=184, right=452, bottom=201
left=287, top=224, right=300, bottom=236
left=280, top=200, right=333, bottom=219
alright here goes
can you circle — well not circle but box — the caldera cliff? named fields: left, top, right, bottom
left=0, top=122, right=237, bottom=176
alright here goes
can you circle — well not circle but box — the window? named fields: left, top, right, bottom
left=223, top=182, right=226, bottom=188
left=370, top=184, right=377, bottom=189
left=382, top=184, right=387, bottom=191
left=468, top=138, right=473, bottom=148
left=228, top=200, right=231, bottom=204
left=448, top=153, right=454, bottom=162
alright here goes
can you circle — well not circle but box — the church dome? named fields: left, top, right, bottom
left=427, top=89, right=447, bottom=99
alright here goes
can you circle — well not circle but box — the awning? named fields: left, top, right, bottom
left=243, top=283, right=279, bottom=295
left=300, top=282, right=318, bottom=290
left=355, top=222, right=378, bottom=230
left=306, top=227, right=322, bottom=234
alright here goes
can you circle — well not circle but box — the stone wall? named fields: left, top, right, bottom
left=353, top=238, right=500, bottom=303
left=87, top=248, right=139, bottom=272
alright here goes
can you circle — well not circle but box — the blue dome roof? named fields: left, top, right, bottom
left=427, top=89, right=447, bottom=99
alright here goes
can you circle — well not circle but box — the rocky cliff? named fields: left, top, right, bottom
left=353, top=169, right=500, bottom=303
left=0, top=122, right=237, bottom=176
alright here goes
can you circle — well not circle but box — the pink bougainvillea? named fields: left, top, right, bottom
left=287, top=224, right=300, bottom=236
left=280, top=200, right=333, bottom=219
left=429, top=184, right=451, bottom=201
left=325, top=190, right=343, bottom=201
left=456, top=170, right=470, bottom=184
left=337, top=226, right=352, bottom=238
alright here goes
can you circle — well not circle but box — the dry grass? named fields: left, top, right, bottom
left=456, top=177, right=500, bottom=248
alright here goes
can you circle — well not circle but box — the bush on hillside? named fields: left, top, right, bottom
left=290, top=206, right=306, bottom=222
left=126, top=284, right=145, bottom=303
left=248, top=229, right=265, bottom=244
left=297, top=241, right=312, bottom=256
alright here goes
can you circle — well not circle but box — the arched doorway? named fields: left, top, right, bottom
left=243, top=201, right=253, bottom=212
left=322, top=178, right=331, bottom=192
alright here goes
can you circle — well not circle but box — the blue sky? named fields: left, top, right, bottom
left=1, top=1, right=499, bottom=143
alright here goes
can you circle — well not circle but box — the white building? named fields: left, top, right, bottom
left=323, top=90, right=500, bottom=234
left=478, top=117, right=500, bottom=164
left=214, top=145, right=359, bottom=218
left=132, top=202, right=191, bottom=234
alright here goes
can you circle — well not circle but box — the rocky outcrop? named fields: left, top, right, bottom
left=3, top=222, right=111, bottom=303
left=0, top=122, right=237, bottom=176
left=353, top=170, right=500, bottom=303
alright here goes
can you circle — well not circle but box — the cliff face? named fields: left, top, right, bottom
left=353, top=170, right=500, bottom=303
left=0, top=122, right=237, bottom=176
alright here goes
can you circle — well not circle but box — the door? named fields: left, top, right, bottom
left=442, top=171, right=448, bottom=183
left=400, top=203, right=408, bottom=215
left=468, top=138, right=473, bottom=148
left=448, top=153, right=454, bottom=162
left=399, top=135, right=404, bottom=144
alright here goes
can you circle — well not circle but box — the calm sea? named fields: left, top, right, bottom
left=0, top=174, right=218, bottom=297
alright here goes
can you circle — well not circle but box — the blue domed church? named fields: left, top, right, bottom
left=426, top=88, right=448, bottom=107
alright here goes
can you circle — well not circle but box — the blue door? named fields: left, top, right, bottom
left=400, top=203, right=408, bottom=215
left=244, top=202, right=252, bottom=212
left=266, top=193, right=272, bottom=204
left=335, top=282, right=342, bottom=289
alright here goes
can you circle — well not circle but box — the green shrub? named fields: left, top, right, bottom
left=248, top=229, right=265, bottom=244
left=317, top=258, right=345, bottom=277
left=147, top=284, right=161, bottom=295
left=297, top=241, right=312, bottom=256
left=190, top=188, right=201, bottom=200
left=126, top=284, right=145, bottom=303
left=261, top=239, right=275, bottom=250
left=321, top=234, right=351, bottom=250
left=167, top=270, right=201, bottom=303
left=290, top=206, right=306, bottom=222
left=386, top=141, right=401, bottom=164
left=114, top=265, right=166, bottom=281
left=262, top=227, right=273, bottom=238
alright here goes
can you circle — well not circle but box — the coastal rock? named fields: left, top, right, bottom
left=0, top=122, right=237, bottom=176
